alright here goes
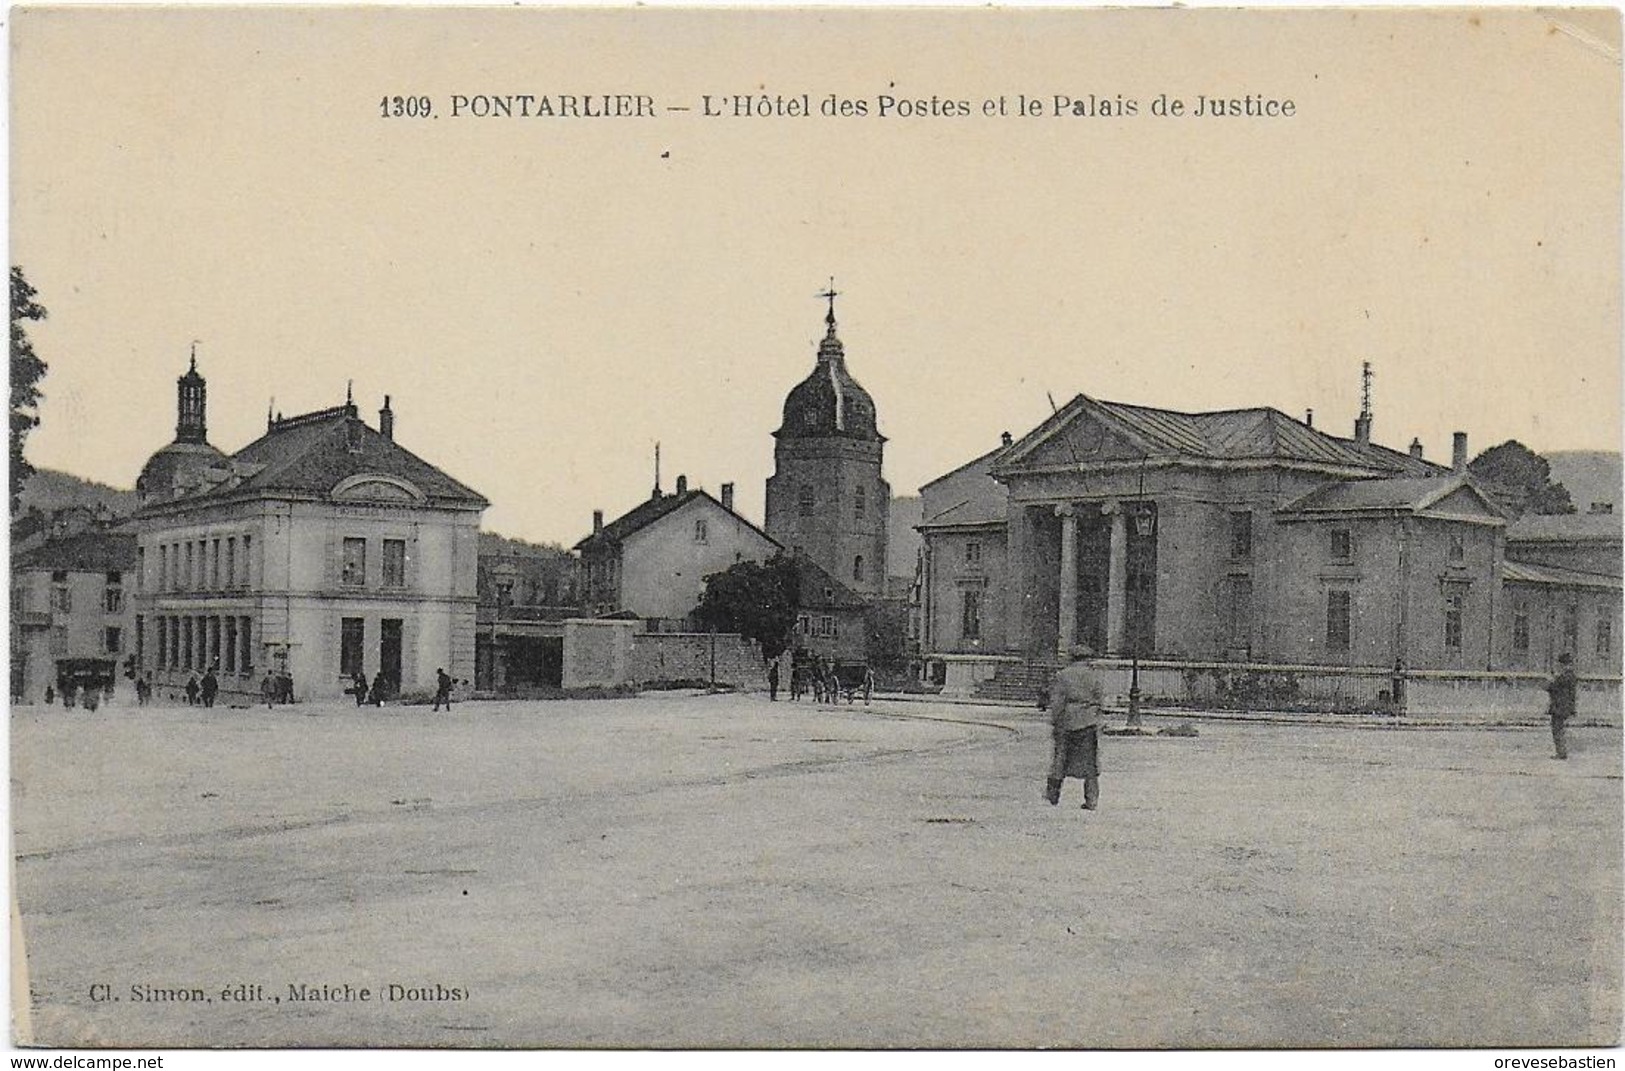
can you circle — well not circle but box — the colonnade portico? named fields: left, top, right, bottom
left=1051, top=498, right=1141, bottom=658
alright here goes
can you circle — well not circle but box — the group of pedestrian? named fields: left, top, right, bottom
left=184, top=667, right=221, bottom=708
left=259, top=669, right=295, bottom=707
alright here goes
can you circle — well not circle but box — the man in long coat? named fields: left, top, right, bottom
left=1046, top=643, right=1105, bottom=810
left=1547, top=652, right=1578, bottom=760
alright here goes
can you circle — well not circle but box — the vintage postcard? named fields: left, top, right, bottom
left=8, top=4, right=1621, bottom=1057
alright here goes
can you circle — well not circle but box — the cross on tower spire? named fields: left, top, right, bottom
left=818, top=277, right=839, bottom=336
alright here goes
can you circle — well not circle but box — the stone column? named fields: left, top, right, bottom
left=1056, top=504, right=1078, bottom=658
left=1105, top=503, right=1128, bottom=655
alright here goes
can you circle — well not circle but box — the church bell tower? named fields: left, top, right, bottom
left=764, top=284, right=889, bottom=597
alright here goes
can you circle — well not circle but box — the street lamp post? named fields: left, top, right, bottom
left=1125, top=498, right=1156, bottom=729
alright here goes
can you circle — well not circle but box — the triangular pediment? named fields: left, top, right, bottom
left=1421, top=484, right=1508, bottom=522
left=998, top=397, right=1166, bottom=472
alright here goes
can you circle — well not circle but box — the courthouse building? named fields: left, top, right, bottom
left=917, top=391, right=1623, bottom=703
left=130, top=359, right=487, bottom=703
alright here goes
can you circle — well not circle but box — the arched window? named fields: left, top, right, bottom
left=853, top=555, right=865, bottom=582
left=798, top=486, right=815, bottom=517
left=855, top=485, right=867, bottom=519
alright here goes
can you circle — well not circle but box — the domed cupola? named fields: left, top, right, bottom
left=136, top=350, right=227, bottom=504
left=775, top=292, right=883, bottom=443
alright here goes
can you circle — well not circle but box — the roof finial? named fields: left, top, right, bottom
left=189, top=339, right=200, bottom=372
left=346, top=379, right=354, bottom=406
left=1360, top=361, right=1373, bottom=418
left=268, top=397, right=275, bottom=430
left=652, top=441, right=662, bottom=499
left=818, top=277, right=839, bottom=337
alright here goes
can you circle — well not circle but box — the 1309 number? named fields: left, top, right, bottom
left=380, top=95, right=434, bottom=118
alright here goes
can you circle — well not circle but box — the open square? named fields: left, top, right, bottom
left=12, top=694, right=1621, bottom=1048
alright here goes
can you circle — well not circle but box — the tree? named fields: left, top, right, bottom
left=1468, top=440, right=1576, bottom=517
left=11, top=267, right=49, bottom=513
left=693, top=555, right=800, bottom=662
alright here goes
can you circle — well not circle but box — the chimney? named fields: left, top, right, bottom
left=1305, top=408, right=1314, bottom=428
left=592, top=509, right=604, bottom=533
left=1353, top=413, right=1372, bottom=448
left=676, top=474, right=688, bottom=495
left=379, top=395, right=394, bottom=441
left=1452, top=432, right=1469, bottom=473
left=1001, top=431, right=1013, bottom=447
left=1409, top=438, right=1424, bottom=460
left=721, top=482, right=735, bottom=511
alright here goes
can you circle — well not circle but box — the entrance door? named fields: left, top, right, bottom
left=380, top=619, right=403, bottom=692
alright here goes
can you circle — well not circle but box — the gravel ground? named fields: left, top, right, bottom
left=10, top=693, right=1621, bottom=1049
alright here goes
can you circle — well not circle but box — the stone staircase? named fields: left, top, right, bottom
left=972, top=659, right=1060, bottom=705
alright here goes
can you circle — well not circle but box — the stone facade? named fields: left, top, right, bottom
left=916, top=395, right=1621, bottom=685
left=765, top=301, right=889, bottom=598
left=131, top=366, right=487, bottom=703
left=10, top=521, right=137, bottom=704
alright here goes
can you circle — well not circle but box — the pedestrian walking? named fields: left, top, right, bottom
left=863, top=664, right=875, bottom=706
left=261, top=670, right=276, bottom=708
left=351, top=671, right=369, bottom=707
left=43, top=685, right=54, bottom=705
left=433, top=668, right=453, bottom=712
left=184, top=674, right=200, bottom=706
left=768, top=660, right=780, bottom=702
left=1046, top=644, right=1106, bottom=810
left=370, top=670, right=388, bottom=708
left=1547, top=652, right=1578, bottom=760
left=200, top=668, right=219, bottom=709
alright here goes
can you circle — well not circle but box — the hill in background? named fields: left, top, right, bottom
left=16, top=468, right=138, bottom=518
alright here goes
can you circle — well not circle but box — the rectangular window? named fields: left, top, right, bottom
left=104, top=587, right=124, bottom=614
left=169, top=617, right=180, bottom=669
left=157, top=615, right=167, bottom=668
left=855, top=485, right=867, bottom=519
left=50, top=569, right=67, bottom=583
left=1512, top=603, right=1530, bottom=652
left=240, top=616, right=253, bottom=674
left=137, top=547, right=145, bottom=592
left=185, top=543, right=195, bottom=590
left=961, top=590, right=982, bottom=640
left=158, top=546, right=168, bottom=591
left=798, top=487, right=815, bottom=517
left=693, top=519, right=709, bottom=545
left=1230, top=511, right=1253, bottom=560
left=134, top=615, right=145, bottom=668
left=242, top=535, right=252, bottom=587
left=225, top=537, right=236, bottom=588
left=340, top=617, right=365, bottom=677
left=1449, top=534, right=1466, bottom=563
left=1227, top=576, right=1253, bottom=646
left=965, top=542, right=981, bottom=565
left=382, top=539, right=407, bottom=588
left=797, top=614, right=810, bottom=635
left=104, top=627, right=122, bottom=654
left=225, top=616, right=237, bottom=673
left=182, top=618, right=194, bottom=670
left=1563, top=605, right=1580, bottom=652
left=1330, top=529, right=1352, bottom=561
left=208, top=617, right=221, bottom=669
left=1326, top=590, right=1351, bottom=652
left=1444, top=592, right=1464, bottom=650
left=1597, top=616, right=1612, bottom=657
left=51, top=586, right=71, bottom=613
left=210, top=539, right=221, bottom=589
left=342, top=538, right=367, bottom=586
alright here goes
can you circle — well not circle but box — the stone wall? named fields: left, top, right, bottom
left=628, top=632, right=766, bottom=690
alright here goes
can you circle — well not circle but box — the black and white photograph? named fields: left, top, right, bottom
left=7, top=4, right=1622, bottom=1058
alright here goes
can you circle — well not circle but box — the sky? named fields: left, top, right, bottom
left=11, top=7, right=1622, bottom=548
